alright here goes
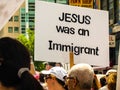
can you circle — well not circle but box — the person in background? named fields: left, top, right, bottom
left=107, top=72, right=117, bottom=90
left=91, top=74, right=101, bottom=90
left=43, top=66, right=68, bottom=90
left=0, top=37, right=44, bottom=90
left=29, top=56, right=40, bottom=81
left=100, top=76, right=106, bottom=87
left=55, top=62, right=63, bottom=67
left=66, top=63, right=94, bottom=90
left=39, top=71, right=48, bottom=90
left=40, top=62, right=56, bottom=89
left=99, top=69, right=117, bottom=90
left=44, top=62, right=56, bottom=70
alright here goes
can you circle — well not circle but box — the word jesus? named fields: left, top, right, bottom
left=58, top=12, right=91, bottom=25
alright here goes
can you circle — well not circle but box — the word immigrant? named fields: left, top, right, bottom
left=48, top=40, right=99, bottom=56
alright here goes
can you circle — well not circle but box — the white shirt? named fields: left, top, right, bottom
left=99, top=85, right=108, bottom=90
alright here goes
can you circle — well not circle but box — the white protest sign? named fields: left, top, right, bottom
left=0, top=0, right=24, bottom=31
left=35, top=1, right=109, bottom=67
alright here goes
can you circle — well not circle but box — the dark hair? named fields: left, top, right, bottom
left=20, top=71, right=44, bottom=90
left=0, top=37, right=43, bottom=90
left=45, top=62, right=56, bottom=67
left=56, top=78, right=68, bottom=90
left=39, top=73, right=45, bottom=83
left=0, top=37, right=30, bottom=86
left=100, top=76, right=106, bottom=87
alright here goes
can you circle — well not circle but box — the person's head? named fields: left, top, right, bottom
left=105, top=69, right=117, bottom=77
left=66, top=63, right=94, bottom=90
left=44, top=62, right=56, bottom=70
left=107, top=72, right=117, bottom=90
left=55, top=62, right=63, bottom=67
left=105, top=69, right=117, bottom=84
left=0, top=37, right=44, bottom=90
left=43, top=67, right=67, bottom=90
left=0, top=37, right=31, bottom=87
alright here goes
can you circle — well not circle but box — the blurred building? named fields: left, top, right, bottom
left=0, top=2, right=24, bottom=38
left=0, top=0, right=35, bottom=38
left=20, top=0, right=35, bottom=33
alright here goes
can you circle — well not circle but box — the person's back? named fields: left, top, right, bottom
left=0, top=37, right=43, bottom=90
left=66, top=63, right=94, bottom=90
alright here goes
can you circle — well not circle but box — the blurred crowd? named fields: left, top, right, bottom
left=39, top=61, right=117, bottom=90
left=0, top=37, right=117, bottom=90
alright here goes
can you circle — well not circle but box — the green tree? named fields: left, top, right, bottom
left=17, top=29, right=45, bottom=71
left=17, top=29, right=34, bottom=56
